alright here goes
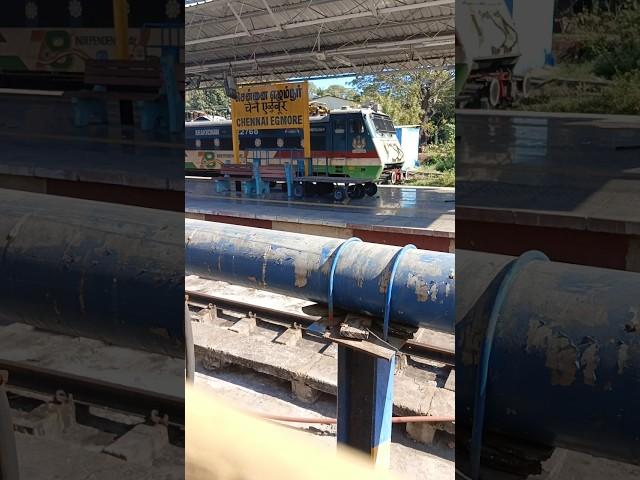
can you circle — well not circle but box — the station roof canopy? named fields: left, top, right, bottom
left=185, top=0, right=454, bottom=88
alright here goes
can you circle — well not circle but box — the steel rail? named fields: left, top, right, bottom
left=0, top=359, right=184, bottom=427
left=186, top=290, right=455, bottom=364
left=186, top=290, right=321, bottom=325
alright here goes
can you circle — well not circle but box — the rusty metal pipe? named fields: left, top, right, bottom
left=0, top=189, right=184, bottom=356
left=456, top=249, right=640, bottom=465
left=185, top=220, right=455, bottom=332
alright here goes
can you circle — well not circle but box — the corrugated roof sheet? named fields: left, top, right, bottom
left=185, top=0, right=454, bottom=87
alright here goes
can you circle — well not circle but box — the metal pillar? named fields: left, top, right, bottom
left=112, top=0, right=133, bottom=125
left=112, top=0, right=129, bottom=60
left=161, top=54, right=181, bottom=134
left=337, top=346, right=395, bottom=468
left=284, top=162, right=294, bottom=198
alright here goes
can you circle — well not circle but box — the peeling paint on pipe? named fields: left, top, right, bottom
left=185, top=220, right=456, bottom=332
left=456, top=249, right=640, bottom=465
left=0, top=189, right=184, bottom=357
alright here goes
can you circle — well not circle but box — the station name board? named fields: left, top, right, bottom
left=231, top=82, right=309, bottom=130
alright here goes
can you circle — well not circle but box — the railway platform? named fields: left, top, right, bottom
left=457, top=110, right=640, bottom=271
left=0, top=90, right=183, bottom=210
left=185, top=177, right=455, bottom=252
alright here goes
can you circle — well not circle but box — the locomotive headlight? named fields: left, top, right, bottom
left=195, top=139, right=202, bottom=148
left=255, top=138, right=262, bottom=147
left=277, top=138, right=284, bottom=148
left=214, top=138, right=220, bottom=147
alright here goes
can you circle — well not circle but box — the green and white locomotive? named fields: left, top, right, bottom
left=185, top=107, right=405, bottom=197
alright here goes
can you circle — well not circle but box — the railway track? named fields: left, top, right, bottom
left=0, top=322, right=185, bottom=479
left=185, top=289, right=454, bottom=366
left=186, top=289, right=321, bottom=327
left=186, top=284, right=456, bottom=445
left=1, top=359, right=184, bottom=428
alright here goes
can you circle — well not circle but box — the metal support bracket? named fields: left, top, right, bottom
left=470, top=250, right=549, bottom=480
left=382, top=244, right=416, bottom=341
left=327, top=237, right=362, bottom=323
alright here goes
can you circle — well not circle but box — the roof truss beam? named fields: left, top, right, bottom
left=187, top=14, right=453, bottom=59
left=187, top=34, right=454, bottom=73
left=186, top=0, right=454, bottom=46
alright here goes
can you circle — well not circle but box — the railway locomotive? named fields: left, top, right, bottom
left=185, top=107, right=406, bottom=187
left=0, top=0, right=182, bottom=88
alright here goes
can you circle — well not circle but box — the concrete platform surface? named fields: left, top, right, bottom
left=186, top=177, right=455, bottom=252
left=457, top=110, right=640, bottom=232
left=0, top=92, right=183, bottom=191
left=0, top=322, right=184, bottom=401
left=457, top=110, right=640, bottom=270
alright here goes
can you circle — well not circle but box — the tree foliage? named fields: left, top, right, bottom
left=350, top=70, right=455, bottom=144
left=530, top=0, right=640, bottom=114
left=310, top=83, right=359, bottom=100
left=186, top=88, right=230, bottom=116
left=557, top=0, right=640, bottom=79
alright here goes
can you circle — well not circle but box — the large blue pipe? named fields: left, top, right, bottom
left=183, top=221, right=640, bottom=463
left=456, top=250, right=640, bottom=466
left=0, top=189, right=184, bottom=356
left=185, top=220, right=456, bottom=332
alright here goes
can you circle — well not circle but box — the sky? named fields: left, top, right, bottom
left=309, top=76, right=356, bottom=90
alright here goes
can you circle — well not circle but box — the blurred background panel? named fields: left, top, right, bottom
left=456, top=1, right=640, bottom=478
left=0, top=1, right=185, bottom=478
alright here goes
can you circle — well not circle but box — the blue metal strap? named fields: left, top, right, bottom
left=470, top=250, right=549, bottom=480
left=327, top=237, right=362, bottom=323
left=383, top=245, right=416, bottom=341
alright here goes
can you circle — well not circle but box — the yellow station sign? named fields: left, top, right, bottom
left=231, top=81, right=311, bottom=168
left=231, top=82, right=309, bottom=129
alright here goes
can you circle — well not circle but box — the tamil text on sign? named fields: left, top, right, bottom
left=231, top=82, right=309, bottom=130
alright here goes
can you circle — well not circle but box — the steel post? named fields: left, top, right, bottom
left=337, top=346, right=394, bottom=468
left=112, top=0, right=129, bottom=60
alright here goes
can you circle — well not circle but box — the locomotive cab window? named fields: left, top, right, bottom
left=371, top=114, right=396, bottom=136
left=350, top=118, right=365, bottom=134
left=332, top=117, right=348, bottom=151
left=311, top=131, right=326, bottom=151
